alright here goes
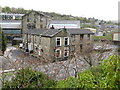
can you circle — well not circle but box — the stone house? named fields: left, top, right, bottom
left=22, top=10, right=50, bottom=33
left=23, top=28, right=94, bottom=62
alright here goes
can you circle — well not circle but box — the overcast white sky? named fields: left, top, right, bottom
left=0, top=0, right=119, bottom=21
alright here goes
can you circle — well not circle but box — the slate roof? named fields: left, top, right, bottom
left=67, top=29, right=94, bottom=35
left=24, top=28, right=94, bottom=37
left=23, top=29, right=62, bottom=37
left=22, top=10, right=50, bottom=18
left=42, top=29, right=62, bottom=37
left=24, top=29, right=46, bottom=35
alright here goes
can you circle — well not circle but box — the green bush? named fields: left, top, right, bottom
left=3, top=67, right=56, bottom=88
left=56, top=55, right=120, bottom=88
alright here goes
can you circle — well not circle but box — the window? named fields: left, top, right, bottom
left=34, top=14, right=37, bottom=16
left=27, top=18, right=29, bottom=22
left=40, top=17, right=43, bottom=22
left=27, top=23, right=36, bottom=29
left=64, top=49, right=69, bottom=57
left=64, top=37, right=69, bottom=46
left=15, top=16, right=20, bottom=20
left=56, top=37, right=61, bottom=46
left=32, top=24, right=36, bottom=29
left=88, top=34, right=90, bottom=40
left=2, top=15, right=5, bottom=20
left=40, top=24, right=43, bottom=28
left=34, top=19, right=36, bottom=23
left=27, top=24, right=31, bottom=29
left=80, top=34, right=84, bottom=40
left=5, top=15, right=7, bottom=20
left=55, top=49, right=61, bottom=58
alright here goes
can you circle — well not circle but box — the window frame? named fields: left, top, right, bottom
left=56, top=37, right=61, bottom=46
left=55, top=49, right=61, bottom=58
left=64, top=48, right=69, bottom=57
left=64, top=37, right=69, bottom=46
left=40, top=24, right=43, bottom=28
left=80, top=34, right=84, bottom=40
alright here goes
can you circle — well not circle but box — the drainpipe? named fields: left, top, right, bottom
left=27, top=34, right=28, bottom=49
left=33, top=35, right=34, bottom=52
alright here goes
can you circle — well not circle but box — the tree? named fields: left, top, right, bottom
left=72, top=38, right=113, bottom=67
left=2, top=6, right=11, bottom=12
left=56, top=55, right=120, bottom=88
left=2, top=67, right=56, bottom=88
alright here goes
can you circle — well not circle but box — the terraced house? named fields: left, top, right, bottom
left=23, top=28, right=94, bottom=62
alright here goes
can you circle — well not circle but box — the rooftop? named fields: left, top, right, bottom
left=24, top=28, right=94, bottom=37
left=67, top=29, right=94, bottom=35
left=23, top=10, right=50, bottom=18
left=24, top=29, right=62, bottom=37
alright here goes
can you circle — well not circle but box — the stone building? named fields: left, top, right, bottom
left=23, top=28, right=94, bottom=62
left=22, top=10, right=50, bottom=32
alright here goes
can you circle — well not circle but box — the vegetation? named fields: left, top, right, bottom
left=94, top=34, right=112, bottom=41
left=1, top=5, right=119, bottom=89
left=2, top=6, right=29, bottom=14
left=2, top=55, right=120, bottom=88
left=55, top=55, right=120, bottom=88
left=2, top=67, right=56, bottom=88
left=81, top=24, right=97, bottom=29
left=1, top=6, right=103, bottom=23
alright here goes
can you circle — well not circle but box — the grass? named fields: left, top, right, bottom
left=94, top=34, right=112, bottom=41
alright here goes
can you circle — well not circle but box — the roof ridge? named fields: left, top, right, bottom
left=50, top=29, right=63, bottom=37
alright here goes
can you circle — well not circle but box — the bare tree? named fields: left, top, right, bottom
left=74, top=39, right=116, bottom=67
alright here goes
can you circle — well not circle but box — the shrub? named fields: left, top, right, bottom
left=56, top=55, right=120, bottom=88
left=3, top=67, right=56, bottom=88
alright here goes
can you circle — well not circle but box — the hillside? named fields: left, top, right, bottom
left=0, top=6, right=102, bottom=23
left=1, top=6, right=118, bottom=26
